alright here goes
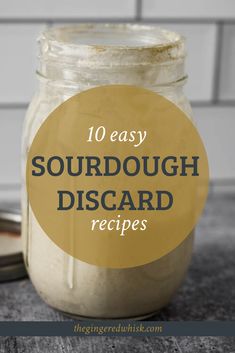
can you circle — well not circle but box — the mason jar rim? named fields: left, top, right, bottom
left=42, top=23, right=184, bottom=49
left=38, top=23, right=186, bottom=67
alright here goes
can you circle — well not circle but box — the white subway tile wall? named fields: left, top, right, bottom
left=156, top=23, right=217, bottom=101
left=0, top=0, right=136, bottom=19
left=0, top=24, right=47, bottom=103
left=0, top=0, right=234, bottom=196
left=193, top=107, right=235, bottom=180
left=219, top=24, right=235, bottom=101
left=142, top=0, right=235, bottom=19
left=0, top=109, right=25, bottom=184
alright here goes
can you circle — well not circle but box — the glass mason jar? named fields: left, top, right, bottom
left=22, top=24, right=194, bottom=319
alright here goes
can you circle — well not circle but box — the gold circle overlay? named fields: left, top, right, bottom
left=26, top=85, right=209, bottom=268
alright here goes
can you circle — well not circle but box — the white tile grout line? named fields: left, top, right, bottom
left=0, top=18, right=137, bottom=24
left=136, top=0, right=142, bottom=21
left=212, top=22, right=224, bottom=104
left=0, top=184, right=21, bottom=190
left=1, top=18, right=235, bottom=24
left=0, top=103, right=29, bottom=109
left=139, top=18, right=235, bottom=24
left=211, top=180, right=235, bottom=194
left=191, top=101, right=235, bottom=107
left=1, top=101, right=235, bottom=110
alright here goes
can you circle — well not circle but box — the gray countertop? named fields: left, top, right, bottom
left=0, top=186, right=235, bottom=352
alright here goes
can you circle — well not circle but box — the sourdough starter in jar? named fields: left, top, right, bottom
left=22, top=24, right=194, bottom=319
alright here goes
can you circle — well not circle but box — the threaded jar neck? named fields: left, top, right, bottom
left=38, top=23, right=187, bottom=88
